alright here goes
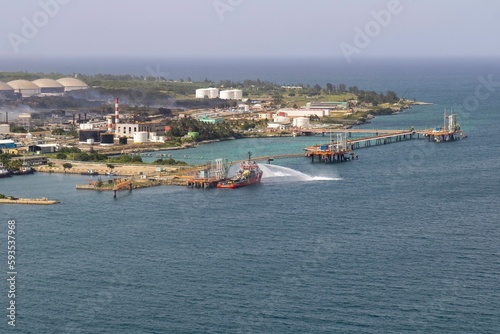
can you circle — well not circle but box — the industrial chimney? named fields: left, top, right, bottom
left=107, top=118, right=113, bottom=133
left=115, top=97, right=120, bottom=134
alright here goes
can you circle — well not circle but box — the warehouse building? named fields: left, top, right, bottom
left=56, top=77, right=88, bottom=91
left=32, top=79, right=65, bottom=96
left=0, top=81, right=15, bottom=99
left=7, top=80, right=41, bottom=97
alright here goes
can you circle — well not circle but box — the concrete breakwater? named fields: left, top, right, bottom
left=0, top=197, right=59, bottom=205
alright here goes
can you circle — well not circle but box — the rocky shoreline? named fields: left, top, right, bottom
left=0, top=197, right=60, bottom=205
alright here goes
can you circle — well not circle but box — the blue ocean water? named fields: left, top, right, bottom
left=1, top=58, right=500, bottom=333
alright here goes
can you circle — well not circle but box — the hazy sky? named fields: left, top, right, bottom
left=1, top=0, right=499, bottom=59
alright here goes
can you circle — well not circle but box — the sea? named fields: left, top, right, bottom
left=1, top=57, right=499, bottom=333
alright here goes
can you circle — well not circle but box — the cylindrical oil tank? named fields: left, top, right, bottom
left=118, top=137, right=128, bottom=145
left=293, top=117, right=310, bottom=128
left=208, top=88, right=219, bottom=98
left=100, top=133, right=114, bottom=145
left=79, top=130, right=102, bottom=143
left=232, top=89, right=243, bottom=100
left=274, top=116, right=290, bottom=123
left=134, top=131, right=148, bottom=143
left=219, top=90, right=232, bottom=100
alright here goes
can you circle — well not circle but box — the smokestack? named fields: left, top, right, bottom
left=5, top=112, right=7, bottom=124
left=78, top=113, right=81, bottom=123
left=84, top=113, right=87, bottom=121
left=107, top=118, right=113, bottom=133
left=115, top=97, right=119, bottom=133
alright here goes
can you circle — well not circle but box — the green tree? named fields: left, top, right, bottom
left=326, top=83, right=333, bottom=93
left=6, top=159, right=22, bottom=172
left=62, top=163, right=73, bottom=172
left=56, top=152, right=67, bottom=159
left=338, top=84, right=346, bottom=94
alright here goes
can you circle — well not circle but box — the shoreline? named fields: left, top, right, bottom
left=0, top=197, right=59, bottom=205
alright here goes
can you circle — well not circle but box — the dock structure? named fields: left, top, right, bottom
left=349, top=130, right=417, bottom=149
left=186, top=158, right=229, bottom=189
left=416, top=113, right=466, bottom=143
left=112, top=178, right=132, bottom=198
left=305, top=133, right=356, bottom=163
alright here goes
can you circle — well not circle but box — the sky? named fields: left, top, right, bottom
left=1, top=0, right=499, bottom=60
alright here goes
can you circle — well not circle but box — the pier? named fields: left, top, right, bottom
left=186, top=158, right=229, bottom=189
left=349, top=130, right=417, bottom=149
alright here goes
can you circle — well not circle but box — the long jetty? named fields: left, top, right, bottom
left=245, top=124, right=466, bottom=164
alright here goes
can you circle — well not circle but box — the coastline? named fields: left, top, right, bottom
left=0, top=197, right=59, bottom=205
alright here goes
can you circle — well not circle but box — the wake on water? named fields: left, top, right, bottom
left=227, top=163, right=341, bottom=183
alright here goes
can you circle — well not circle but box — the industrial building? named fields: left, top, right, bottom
left=198, top=116, right=224, bottom=124
left=28, top=144, right=58, bottom=154
left=219, top=89, right=243, bottom=100
left=7, top=80, right=41, bottom=97
left=56, top=77, right=88, bottom=91
left=115, top=122, right=166, bottom=138
left=306, top=101, right=349, bottom=111
left=0, top=139, right=16, bottom=149
left=0, top=124, right=10, bottom=135
left=195, top=88, right=219, bottom=99
left=32, top=79, right=65, bottom=96
left=0, top=81, right=15, bottom=99
left=79, top=129, right=106, bottom=143
left=277, top=108, right=330, bottom=118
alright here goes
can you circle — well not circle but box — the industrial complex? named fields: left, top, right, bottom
left=0, top=77, right=88, bottom=98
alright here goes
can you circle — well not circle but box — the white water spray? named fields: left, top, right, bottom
left=258, top=164, right=341, bottom=183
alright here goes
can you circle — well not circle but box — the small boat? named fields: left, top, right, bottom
left=104, top=172, right=117, bottom=176
left=0, top=164, right=11, bottom=178
left=11, top=165, right=34, bottom=175
left=217, top=152, right=263, bottom=189
left=81, top=169, right=99, bottom=176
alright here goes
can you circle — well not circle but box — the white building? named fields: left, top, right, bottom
left=277, top=108, right=330, bottom=118
left=32, top=79, right=65, bottom=96
left=0, top=124, right=9, bottom=134
left=219, top=89, right=243, bottom=100
left=56, top=78, right=88, bottom=92
left=7, top=80, right=41, bottom=97
left=195, top=88, right=219, bottom=99
left=116, top=122, right=166, bottom=138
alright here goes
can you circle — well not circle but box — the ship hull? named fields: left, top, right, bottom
left=217, top=172, right=262, bottom=189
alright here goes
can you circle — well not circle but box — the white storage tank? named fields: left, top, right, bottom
left=293, top=117, right=310, bottom=128
left=196, top=88, right=219, bottom=99
left=208, top=88, right=219, bottom=99
left=232, top=89, right=243, bottom=100
left=274, top=116, right=290, bottom=124
left=134, top=132, right=148, bottom=143
left=219, top=90, right=233, bottom=100
left=196, top=88, right=208, bottom=99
